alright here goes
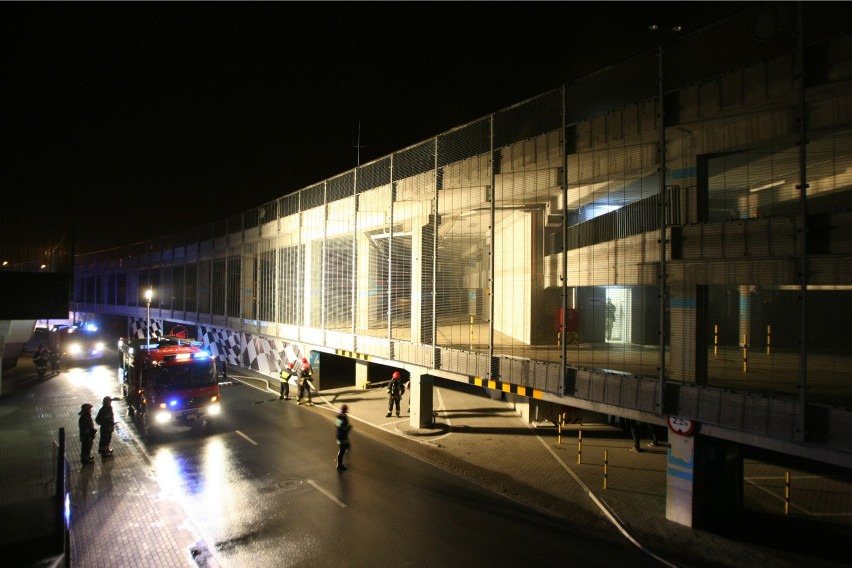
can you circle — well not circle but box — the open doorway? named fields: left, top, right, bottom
left=605, top=287, right=632, bottom=344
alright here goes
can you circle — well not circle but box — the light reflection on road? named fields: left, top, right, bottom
left=68, top=363, right=117, bottom=399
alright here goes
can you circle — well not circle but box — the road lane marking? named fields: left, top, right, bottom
left=235, top=430, right=258, bottom=445
left=308, top=480, right=346, bottom=507
left=531, top=422, right=680, bottom=568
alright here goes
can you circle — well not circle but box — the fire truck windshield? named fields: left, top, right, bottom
left=157, top=362, right=216, bottom=390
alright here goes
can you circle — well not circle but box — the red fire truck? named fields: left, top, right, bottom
left=118, top=335, right=221, bottom=437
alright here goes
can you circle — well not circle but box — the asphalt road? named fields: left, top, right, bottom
left=127, top=376, right=661, bottom=567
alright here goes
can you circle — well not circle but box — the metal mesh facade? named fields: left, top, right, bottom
left=72, top=5, right=852, bottom=460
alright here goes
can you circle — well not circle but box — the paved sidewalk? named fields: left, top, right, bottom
left=1, top=356, right=848, bottom=567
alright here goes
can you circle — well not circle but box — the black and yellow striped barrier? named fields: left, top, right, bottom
left=469, top=376, right=544, bottom=400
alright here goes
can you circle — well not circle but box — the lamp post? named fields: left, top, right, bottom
left=144, top=288, right=153, bottom=349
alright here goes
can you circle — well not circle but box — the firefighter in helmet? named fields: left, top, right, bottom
left=297, top=357, right=313, bottom=405
left=386, top=371, right=405, bottom=418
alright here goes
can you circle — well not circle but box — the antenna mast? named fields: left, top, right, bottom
left=353, top=119, right=365, bottom=166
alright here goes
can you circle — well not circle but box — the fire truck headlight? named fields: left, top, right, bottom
left=68, top=343, right=82, bottom=355
left=94, top=342, right=105, bottom=353
left=155, top=410, right=171, bottom=423
left=208, top=403, right=221, bottom=416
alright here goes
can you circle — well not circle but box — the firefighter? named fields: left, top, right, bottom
left=279, top=361, right=295, bottom=400
left=78, top=403, right=96, bottom=464
left=297, top=357, right=313, bottom=405
left=386, top=371, right=405, bottom=418
left=33, top=344, right=49, bottom=379
left=95, top=396, right=116, bottom=457
left=335, top=404, right=352, bottom=471
left=48, top=344, right=62, bottom=374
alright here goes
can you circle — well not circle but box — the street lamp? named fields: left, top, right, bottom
left=144, top=288, right=153, bottom=349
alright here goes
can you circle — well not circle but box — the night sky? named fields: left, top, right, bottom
left=1, top=2, right=755, bottom=254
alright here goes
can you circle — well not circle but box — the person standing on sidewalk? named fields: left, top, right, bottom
left=645, top=422, right=661, bottom=448
left=386, top=371, right=405, bottom=418
left=78, top=403, right=96, bottom=464
left=335, top=404, right=352, bottom=471
left=95, top=396, right=116, bottom=457
left=628, top=419, right=642, bottom=452
left=297, top=357, right=313, bottom=405
left=279, top=361, right=295, bottom=400
left=605, top=297, right=617, bottom=341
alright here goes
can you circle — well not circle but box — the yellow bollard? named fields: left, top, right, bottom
left=742, top=334, right=748, bottom=373
left=603, top=449, right=608, bottom=490
left=578, top=430, right=583, bottom=464
left=714, top=324, right=718, bottom=357
left=785, top=470, right=790, bottom=515
left=767, top=324, right=771, bottom=355
left=558, top=421, right=562, bottom=446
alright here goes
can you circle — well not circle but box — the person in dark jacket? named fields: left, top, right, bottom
left=335, top=405, right=352, bottom=471
left=386, top=371, right=405, bottom=418
left=78, top=403, right=96, bottom=464
left=95, top=396, right=116, bottom=457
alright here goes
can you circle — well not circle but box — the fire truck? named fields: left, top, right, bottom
left=118, top=335, right=220, bottom=436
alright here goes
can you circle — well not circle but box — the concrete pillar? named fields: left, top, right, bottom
left=667, top=429, right=743, bottom=530
left=506, top=392, right=531, bottom=422
left=738, top=285, right=751, bottom=348
left=409, top=373, right=433, bottom=428
left=354, top=359, right=370, bottom=390
left=666, top=429, right=696, bottom=527
left=692, top=435, right=743, bottom=530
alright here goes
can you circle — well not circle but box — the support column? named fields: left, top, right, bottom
left=506, top=392, right=531, bottom=422
left=354, top=359, right=370, bottom=390
left=409, top=373, right=433, bottom=428
left=666, top=428, right=696, bottom=527
left=667, top=429, right=743, bottom=529
left=738, top=285, right=751, bottom=348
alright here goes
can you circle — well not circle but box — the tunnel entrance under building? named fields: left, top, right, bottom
left=316, top=353, right=355, bottom=390
left=368, top=362, right=408, bottom=386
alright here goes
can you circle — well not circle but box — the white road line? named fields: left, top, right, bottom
left=308, top=480, right=347, bottom=508
left=235, top=430, right=258, bottom=445
left=531, top=423, right=680, bottom=568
